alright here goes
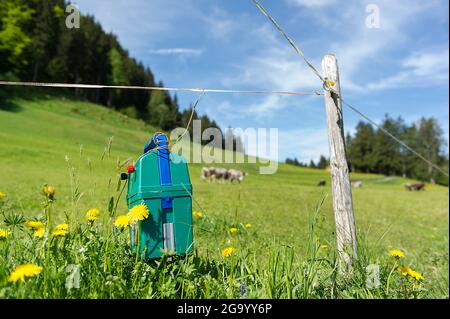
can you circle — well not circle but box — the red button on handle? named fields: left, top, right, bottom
left=127, top=165, right=135, bottom=173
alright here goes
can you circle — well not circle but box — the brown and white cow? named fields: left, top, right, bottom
left=404, top=182, right=425, bottom=191
left=317, top=180, right=326, bottom=186
left=201, top=167, right=216, bottom=182
left=227, top=169, right=247, bottom=184
left=352, top=181, right=363, bottom=188
left=213, top=168, right=229, bottom=182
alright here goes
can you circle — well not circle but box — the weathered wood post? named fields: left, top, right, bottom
left=322, top=54, right=357, bottom=271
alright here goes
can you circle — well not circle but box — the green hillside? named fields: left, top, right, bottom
left=0, top=95, right=448, bottom=298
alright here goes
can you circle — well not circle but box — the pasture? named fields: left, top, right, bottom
left=0, top=94, right=448, bottom=298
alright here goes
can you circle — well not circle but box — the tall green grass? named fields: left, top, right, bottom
left=0, top=181, right=430, bottom=298
left=0, top=95, right=448, bottom=298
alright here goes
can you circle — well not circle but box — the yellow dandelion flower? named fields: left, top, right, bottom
left=192, top=211, right=204, bottom=219
left=389, top=249, right=405, bottom=258
left=55, top=223, right=69, bottom=231
left=0, top=229, right=12, bottom=239
left=127, top=203, right=150, bottom=224
left=114, top=215, right=129, bottom=228
left=52, top=229, right=67, bottom=237
left=42, top=185, right=56, bottom=199
left=244, top=223, right=252, bottom=229
left=85, top=208, right=100, bottom=222
left=221, top=247, right=234, bottom=258
left=0, top=191, right=6, bottom=200
left=408, top=270, right=423, bottom=281
left=25, top=221, right=45, bottom=230
left=398, top=266, right=412, bottom=276
left=33, top=228, right=45, bottom=238
left=8, top=263, right=43, bottom=282
left=229, top=227, right=238, bottom=235
left=320, top=244, right=329, bottom=249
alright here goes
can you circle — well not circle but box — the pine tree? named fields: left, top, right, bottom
left=26, top=0, right=64, bottom=81
left=0, top=0, right=33, bottom=76
left=235, top=134, right=245, bottom=153
left=224, top=126, right=234, bottom=151
left=317, top=155, right=328, bottom=169
left=414, top=118, right=445, bottom=183
left=371, top=116, right=405, bottom=176
left=346, top=122, right=375, bottom=173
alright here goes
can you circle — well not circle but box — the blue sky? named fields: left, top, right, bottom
left=75, top=0, right=449, bottom=163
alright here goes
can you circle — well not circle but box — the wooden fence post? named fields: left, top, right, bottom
left=322, top=54, right=357, bottom=271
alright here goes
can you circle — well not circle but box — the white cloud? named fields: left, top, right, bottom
left=231, top=48, right=320, bottom=92
left=403, top=50, right=449, bottom=77
left=149, top=48, right=204, bottom=56
left=239, top=127, right=329, bottom=164
left=225, top=1, right=433, bottom=101
left=209, top=100, right=243, bottom=122
left=221, top=24, right=322, bottom=99
left=331, top=0, right=448, bottom=92
left=366, top=49, right=449, bottom=90
left=203, top=7, right=239, bottom=40
left=245, top=95, right=286, bottom=115
left=75, top=0, right=195, bottom=49
left=242, top=94, right=321, bottom=120
left=287, top=0, right=336, bottom=8
left=279, top=128, right=329, bottom=162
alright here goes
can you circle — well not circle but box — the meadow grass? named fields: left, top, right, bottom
left=0, top=94, right=448, bottom=298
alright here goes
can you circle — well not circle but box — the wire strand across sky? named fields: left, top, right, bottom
left=252, top=0, right=449, bottom=177
left=0, top=1, right=447, bottom=177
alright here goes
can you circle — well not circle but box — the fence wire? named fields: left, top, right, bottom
left=341, top=99, right=449, bottom=177
left=0, top=1, right=447, bottom=178
left=0, top=81, right=322, bottom=96
left=252, top=0, right=448, bottom=178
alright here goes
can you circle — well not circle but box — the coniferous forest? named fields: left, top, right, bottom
left=287, top=115, right=449, bottom=186
left=346, top=116, right=448, bottom=185
left=0, top=0, right=221, bottom=133
left=1, top=0, right=448, bottom=184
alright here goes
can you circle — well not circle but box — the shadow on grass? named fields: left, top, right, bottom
left=0, top=88, right=24, bottom=112
left=0, top=98, right=22, bottom=112
left=145, top=253, right=224, bottom=278
left=0, top=87, right=82, bottom=113
left=112, top=251, right=230, bottom=298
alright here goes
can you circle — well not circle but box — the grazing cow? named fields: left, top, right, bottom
left=352, top=181, right=363, bottom=188
left=201, top=167, right=216, bottom=182
left=404, top=182, right=425, bottom=191
left=228, top=169, right=247, bottom=184
left=213, top=167, right=229, bottom=182
left=317, top=180, right=326, bottom=186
